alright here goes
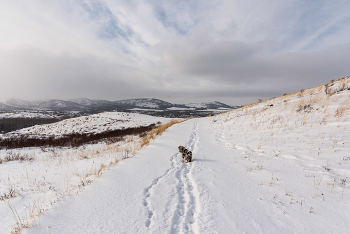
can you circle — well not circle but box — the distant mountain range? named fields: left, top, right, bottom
left=1, top=98, right=235, bottom=112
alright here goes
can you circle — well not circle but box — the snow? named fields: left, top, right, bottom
left=115, top=98, right=170, bottom=109
left=185, top=101, right=226, bottom=109
left=5, top=99, right=32, bottom=108
left=166, top=107, right=195, bottom=111
left=0, top=112, right=176, bottom=233
left=0, top=112, right=56, bottom=119
left=25, top=106, right=350, bottom=233
left=25, top=120, right=200, bottom=234
left=0, top=140, right=140, bottom=233
left=11, top=112, right=170, bottom=136
left=197, top=108, right=230, bottom=112
left=68, top=98, right=95, bottom=106
left=185, top=103, right=207, bottom=109
left=128, top=108, right=163, bottom=112
left=1, top=78, right=350, bottom=233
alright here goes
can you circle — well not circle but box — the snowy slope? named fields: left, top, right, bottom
left=0, top=114, right=178, bottom=233
left=3, top=98, right=233, bottom=113
left=26, top=77, right=350, bottom=233
left=68, top=98, right=117, bottom=109
left=184, top=101, right=231, bottom=109
left=0, top=102, right=16, bottom=111
left=113, top=98, right=173, bottom=109
left=5, top=99, right=84, bottom=111
left=25, top=104, right=350, bottom=233
left=12, top=112, right=169, bottom=136
left=4, top=99, right=32, bottom=108
left=68, top=98, right=99, bottom=106
left=0, top=112, right=56, bottom=119
left=2, top=78, right=350, bottom=233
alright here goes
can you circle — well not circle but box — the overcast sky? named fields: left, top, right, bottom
left=1, top=0, right=349, bottom=105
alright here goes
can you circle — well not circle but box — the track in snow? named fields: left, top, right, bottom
left=215, top=125, right=253, bottom=155
left=142, top=121, right=200, bottom=233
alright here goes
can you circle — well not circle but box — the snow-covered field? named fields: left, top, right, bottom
left=0, top=113, right=175, bottom=233
left=128, top=108, right=164, bottom=112
left=198, top=108, right=231, bottom=112
left=10, top=112, right=168, bottom=137
left=1, top=78, right=350, bottom=233
left=0, top=112, right=56, bottom=119
left=166, top=107, right=195, bottom=111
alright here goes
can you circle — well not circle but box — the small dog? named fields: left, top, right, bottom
left=178, top=146, right=192, bottom=163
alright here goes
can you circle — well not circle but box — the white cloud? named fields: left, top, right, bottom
left=0, top=0, right=349, bottom=105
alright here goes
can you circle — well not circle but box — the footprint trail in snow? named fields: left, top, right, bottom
left=142, top=121, right=200, bottom=233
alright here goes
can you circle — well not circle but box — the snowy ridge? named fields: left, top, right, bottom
left=184, top=101, right=231, bottom=109
left=1, top=98, right=234, bottom=120
left=114, top=98, right=173, bottom=109
left=12, top=112, right=170, bottom=136
left=0, top=112, right=56, bottom=119
left=4, top=99, right=32, bottom=108
left=0, top=102, right=16, bottom=111
left=325, top=76, right=350, bottom=94
left=68, top=98, right=98, bottom=106
left=2, top=98, right=233, bottom=112
left=5, top=99, right=84, bottom=111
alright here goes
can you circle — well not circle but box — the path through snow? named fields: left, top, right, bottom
left=26, top=118, right=350, bottom=234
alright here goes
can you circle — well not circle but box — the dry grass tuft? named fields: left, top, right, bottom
left=140, top=119, right=186, bottom=148
left=1, top=187, right=18, bottom=201
left=335, top=97, right=350, bottom=118
left=1, top=151, right=35, bottom=163
left=97, top=164, right=106, bottom=177
left=140, top=135, right=151, bottom=148
left=8, top=202, right=26, bottom=234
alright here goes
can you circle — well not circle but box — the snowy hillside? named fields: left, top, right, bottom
left=0, top=99, right=233, bottom=134
left=68, top=98, right=117, bottom=109
left=0, top=113, right=179, bottom=233
left=68, top=98, right=98, bottom=106
left=2, top=98, right=233, bottom=113
left=184, top=101, right=231, bottom=109
left=0, top=112, right=56, bottom=119
left=114, top=98, right=173, bottom=109
left=12, top=112, right=169, bottom=137
left=4, top=99, right=32, bottom=108
left=5, top=99, right=84, bottom=111
left=0, top=103, right=15, bottom=111
left=1, top=77, right=349, bottom=233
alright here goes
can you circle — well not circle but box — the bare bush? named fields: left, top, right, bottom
left=0, top=186, right=18, bottom=201
left=139, top=119, right=185, bottom=148
left=296, top=104, right=313, bottom=113
left=2, top=151, right=34, bottom=163
left=335, top=97, right=350, bottom=118
left=121, top=146, right=132, bottom=159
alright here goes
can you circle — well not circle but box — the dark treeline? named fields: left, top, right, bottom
left=0, top=124, right=157, bottom=149
left=0, top=118, right=61, bottom=133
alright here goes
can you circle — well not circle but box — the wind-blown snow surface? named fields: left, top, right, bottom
left=25, top=79, right=350, bottom=233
